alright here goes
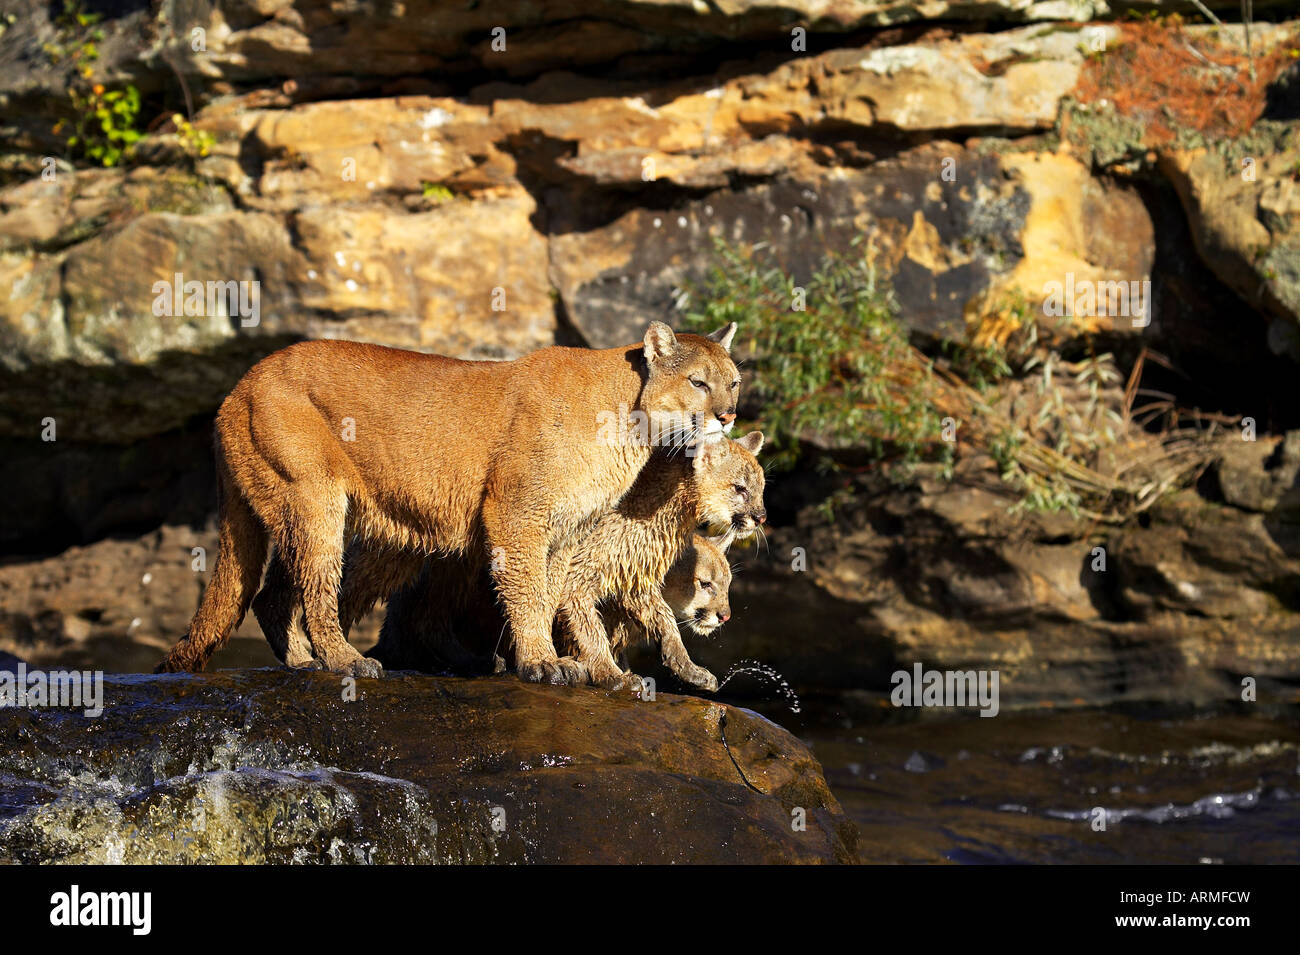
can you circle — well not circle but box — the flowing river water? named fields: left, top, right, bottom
left=744, top=695, right=1300, bottom=864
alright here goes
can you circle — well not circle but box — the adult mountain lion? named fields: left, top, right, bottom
left=156, top=322, right=740, bottom=681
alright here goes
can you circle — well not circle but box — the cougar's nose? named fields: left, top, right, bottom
left=718, top=611, right=730, bottom=624
left=756, top=508, right=767, bottom=524
left=719, top=412, right=736, bottom=425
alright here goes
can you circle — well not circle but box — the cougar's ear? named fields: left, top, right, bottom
left=644, top=322, right=679, bottom=364
left=706, top=322, right=738, bottom=352
left=735, top=430, right=764, bottom=455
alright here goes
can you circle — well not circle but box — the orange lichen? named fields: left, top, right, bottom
left=1073, top=18, right=1300, bottom=144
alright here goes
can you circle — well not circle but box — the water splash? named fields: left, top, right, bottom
left=716, top=660, right=801, bottom=714
left=0, top=728, right=444, bottom=864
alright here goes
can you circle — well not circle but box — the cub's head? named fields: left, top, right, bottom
left=639, top=321, right=741, bottom=447
left=693, top=431, right=766, bottom=540
left=663, top=535, right=733, bottom=636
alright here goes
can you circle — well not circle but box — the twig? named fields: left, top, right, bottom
left=160, top=42, right=194, bottom=122
left=1242, top=0, right=1255, bottom=82
left=1189, top=0, right=1223, bottom=26
left=1180, top=37, right=1247, bottom=94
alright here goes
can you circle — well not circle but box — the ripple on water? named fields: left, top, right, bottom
left=787, top=706, right=1300, bottom=864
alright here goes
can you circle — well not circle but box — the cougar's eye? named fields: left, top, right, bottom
left=734, top=484, right=749, bottom=501
left=690, top=378, right=710, bottom=393
left=697, top=579, right=715, bottom=594
left=730, top=379, right=740, bottom=390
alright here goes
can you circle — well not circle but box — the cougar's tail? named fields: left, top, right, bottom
left=156, top=461, right=268, bottom=673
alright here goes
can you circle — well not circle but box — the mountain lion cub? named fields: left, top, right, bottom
left=556, top=432, right=765, bottom=690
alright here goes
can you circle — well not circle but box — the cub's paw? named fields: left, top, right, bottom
left=591, top=667, right=641, bottom=692
left=684, top=666, right=718, bottom=693
left=554, top=656, right=588, bottom=686
left=518, top=658, right=564, bottom=685
left=518, top=657, right=587, bottom=686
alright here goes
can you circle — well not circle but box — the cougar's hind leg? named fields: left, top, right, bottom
left=280, top=484, right=381, bottom=679
left=252, top=547, right=314, bottom=667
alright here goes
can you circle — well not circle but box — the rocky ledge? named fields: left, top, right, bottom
left=0, top=668, right=858, bottom=864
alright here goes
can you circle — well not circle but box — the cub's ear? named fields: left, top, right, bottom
left=692, top=436, right=727, bottom=471
left=735, top=430, right=764, bottom=455
left=706, top=322, right=738, bottom=352
left=644, top=322, right=679, bottom=363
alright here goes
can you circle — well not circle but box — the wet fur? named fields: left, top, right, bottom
left=555, top=433, right=765, bottom=691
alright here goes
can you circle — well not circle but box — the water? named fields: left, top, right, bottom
left=0, top=691, right=446, bottom=864
left=736, top=696, right=1300, bottom=864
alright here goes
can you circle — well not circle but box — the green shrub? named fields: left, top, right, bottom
left=65, top=84, right=143, bottom=167
left=682, top=238, right=950, bottom=477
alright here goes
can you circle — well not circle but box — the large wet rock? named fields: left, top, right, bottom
left=0, top=669, right=857, bottom=864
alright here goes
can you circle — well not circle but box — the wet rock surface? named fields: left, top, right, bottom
left=0, top=668, right=858, bottom=864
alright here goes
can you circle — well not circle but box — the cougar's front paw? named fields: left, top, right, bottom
left=617, top=671, right=648, bottom=694
left=284, top=649, right=318, bottom=669
left=323, top=648, right=383, bottom=679
left=586, top=663, right=628, bottom=690
left=519, top=656, right=588, bottom=686
left=590, top=666, right=642, bottom=692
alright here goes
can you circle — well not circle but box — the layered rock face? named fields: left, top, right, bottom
left=1, top=2, right=1299, bottom=708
